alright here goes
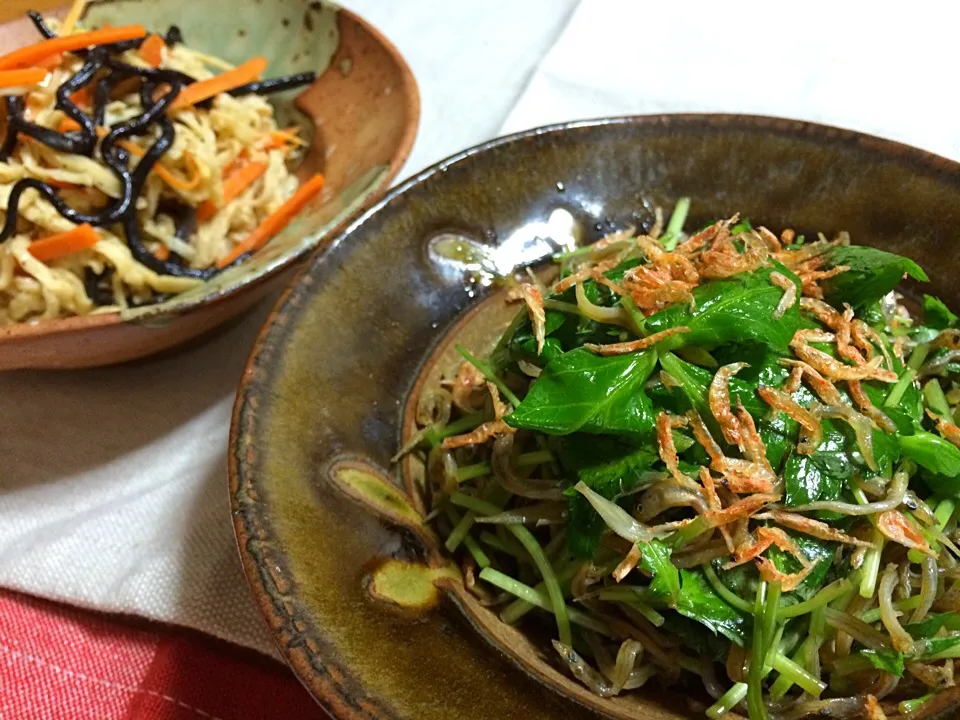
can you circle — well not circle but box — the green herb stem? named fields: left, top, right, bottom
left=455, top=344, right=522, bottom=408
left=747, top=581, right=769, bottom=720
left=456, top=451, right=555, bottom=483
left=908, top=343, right=931, bottom=371
left=884, top=369, right=917, bottom=408
left=702, top=563, right=755, bottom=614
left=479, top=567, right=609, bottom=636
left=477, top=530, right=515, bottom=556
left=445, top=509, right=476, bottom=553
left=595, top=587, right=666, bottom=626
left=453, top=491, right=571, bottom=645
left=771, top=652, right=825, bottom=697
left=778, top=579, right=852, bottom=619
left=859, top=595, right=922, bottom=624
left=923, top=378, right=952, bottom=420
left=899, top=694, right=935, bottom=715
left=619, top=294, right=647, bottom=337
left=660, top=197, right=691, bottom=251
left=706, top=683, right=748, bottom=719
left=936, top=499, right=956, bottom=531
left=462, top=534, right=491, bottom=568
left=457, top=463, right=491, bottom=482
left=424, top=411, right=488, bottom=446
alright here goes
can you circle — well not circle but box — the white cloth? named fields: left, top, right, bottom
left=0, top=0, right=576, bottom=659
left=502, top=0, right=960, bottom=162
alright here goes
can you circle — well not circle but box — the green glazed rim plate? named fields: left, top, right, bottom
left=229, top=115, right=960, bottom=720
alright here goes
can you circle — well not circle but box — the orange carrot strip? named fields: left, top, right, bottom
left=69, top=85, right=95, bottom=109
left=0, top=26, right=147, bottom=71
left=45, top=178, right=80, bottom=189
left=153, top=244, right=171, bottom=261
left=36, top=53, right=63, bottom=70
left=221, top=154, right=248, bottom=178
left=138, top=34, right=166, bottom=67
left=259, top=127, right=305, bottom=151
left=53, top=123, right=199, bottom=190
left=115, top=138, right=201, bottom=191
left=216, top=174, right=325, bottom=268
left=197, top=160, right=267, bottom=221
left=0, top=68, right=48, bottom=88
left=28, top=224, right=99, bottom=262
left=59, top=116, right=82, bottom=133
left=170, top=57, right=267, bottom=110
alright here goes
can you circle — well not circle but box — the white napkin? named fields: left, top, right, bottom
left=0, top=0, right=577, bottom=659
left=502, top=0, right=960, bottom=163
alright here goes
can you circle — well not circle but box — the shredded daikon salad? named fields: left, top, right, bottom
left=401, top=200, right=960, bottom=720
left=0, top=2, right=324, bottom=324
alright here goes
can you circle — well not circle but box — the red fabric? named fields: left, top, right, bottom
left=0, top=589, right=331, bottom=720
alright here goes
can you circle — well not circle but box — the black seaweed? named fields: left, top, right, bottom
left=0, top=16, right=289, bottom=282
left=83, top=266, right=114, bottom=306
left=26, top=10, right=57, bottom=39
left=163, top=26, right=184, bottom=46
left=229, top=71, right=316, bottom=97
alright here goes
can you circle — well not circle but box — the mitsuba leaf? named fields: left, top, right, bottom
left=659, top=613, right=730, bottom=657
left=783, top=421, right=849, bottom=507
left=900, top=432, right=960, bottom=478
left=920, top=469, right=960, bottom=499
left=507, top=348, right=657, bottom=435
left=905, top=612, right=960, bottom=639
left=767, top=535, right=834, bottom=600
left=917, top=636, right=960, bottom=658
left=645, top=265, right=802, bottom=352
left=861, top=649, right=905, bottom=676
left=640, top=545, right=747, bottom=645
left=821, top=245, right=928, bottom=308
left=658, top=352, right=767, bottom=421
left=560, top=435, right=657, bottom=558
left=923, top=295, right=958, bottom=330
left=508, top=310, right=567, bottom=364
left=641, top=539, right=680, bottom=604
left=674, top=569, right=747, bottom=646
left=784, top=413, right=900, bottom=507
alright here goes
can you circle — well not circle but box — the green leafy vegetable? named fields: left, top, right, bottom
left=861, top=648, right=905, bottom=676
left=900, top=431, right=960, bottom=478
left=768, top=535, right=834, bottom=600
left=508, top=310, right=567, bottom=364
left=821, top=245, right=928, bottom=308
left=905, top=612, right=960, bottom=639
left=645, top=265, right=802, bottom=352
left=782, top=422, right=849, bottom=507
left=560, top=436, right=658, bottom=557
left=675, top=569, right=748, bottom=646
left=641, top=539, right=680, bottom=604
left=924, top=295, right=958, bottom=330
left=507, top=348, right=657, bottom=435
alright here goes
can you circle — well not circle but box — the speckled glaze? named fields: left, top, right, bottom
left=0, top=0, right=419, bottom=370
left=230, top=116, right=960, bottom=720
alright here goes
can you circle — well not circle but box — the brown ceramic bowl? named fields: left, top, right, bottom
left=230, top=116, right=960, bottom=720
left=0, top=0, right=418, bottom=370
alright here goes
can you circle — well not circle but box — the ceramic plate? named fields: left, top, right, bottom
left=0, top=0, right=418, bottom=369
left=230, top=116, right=960, bottom=720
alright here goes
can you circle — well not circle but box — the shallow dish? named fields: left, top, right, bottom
left=230, top=115, right=960, bottom=720
left=0, top=0, right=418, bottom=370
